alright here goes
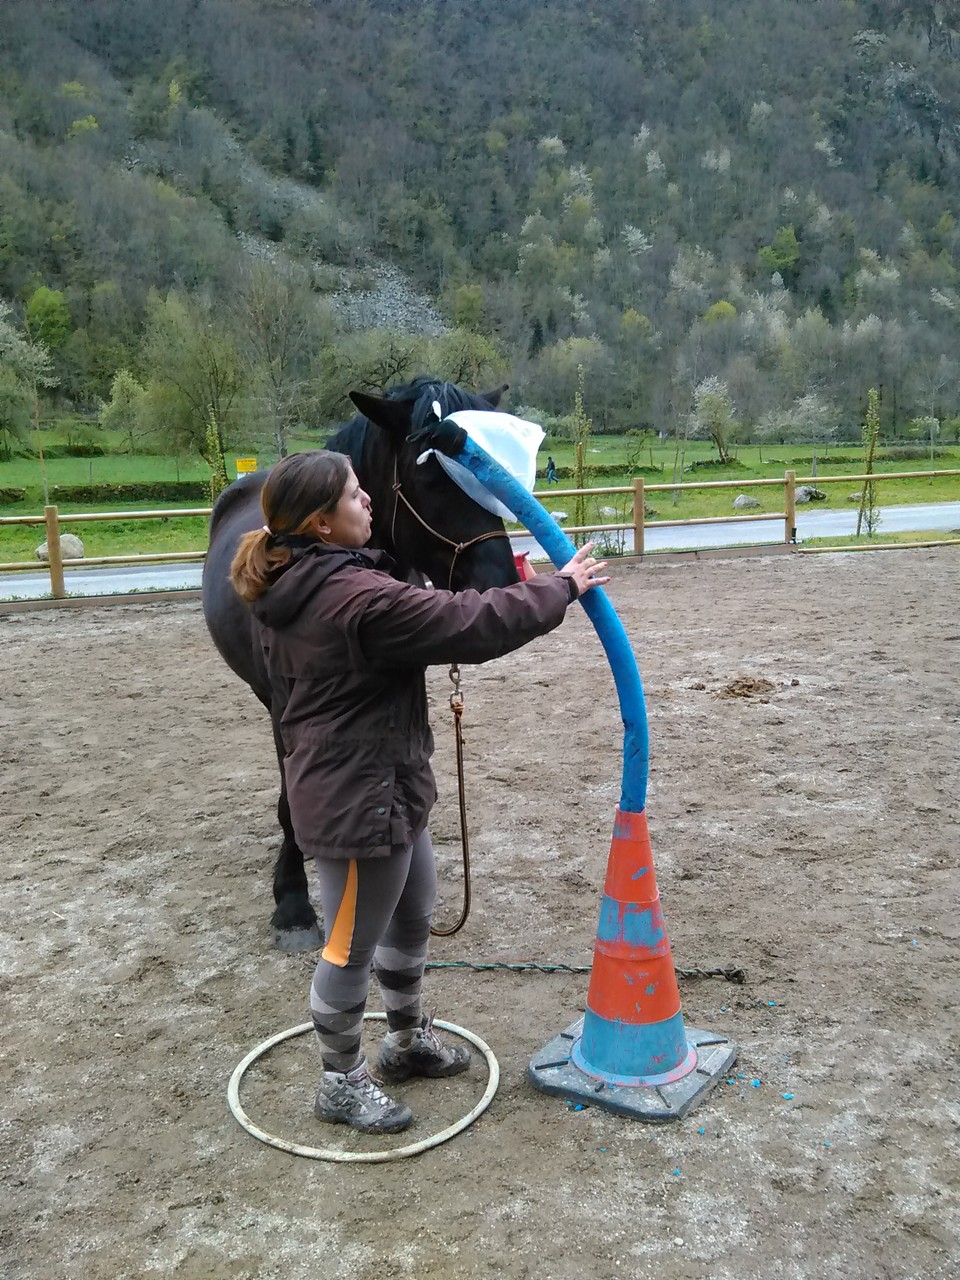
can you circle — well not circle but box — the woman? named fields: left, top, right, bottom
left=230, top=438, right=609, bottom=1135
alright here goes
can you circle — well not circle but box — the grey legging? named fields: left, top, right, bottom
left=309, top=829, right=437, bottom=1072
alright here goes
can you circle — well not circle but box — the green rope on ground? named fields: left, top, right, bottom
left=424, top=960, right=746, bottom=983
left=425, top=961, right=590, bottom=974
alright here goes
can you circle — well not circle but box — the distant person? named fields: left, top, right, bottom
left=545, top=455, right=558, bottom=484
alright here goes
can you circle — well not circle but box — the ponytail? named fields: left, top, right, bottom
left=230, top=529, right=292, bottom=602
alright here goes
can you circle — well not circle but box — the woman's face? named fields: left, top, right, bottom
left=316, top=467, right=372, bottom=547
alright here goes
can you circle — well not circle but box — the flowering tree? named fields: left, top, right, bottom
left=688, top=376, right=737, bottom=463
left=756, top=391, right=839, bottom=467
left=0, top=298, right=57, bottom=494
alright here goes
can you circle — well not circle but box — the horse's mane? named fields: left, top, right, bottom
left=209, top=470, right=266, bottom=536
left=325, top=414, right=370, bottom=461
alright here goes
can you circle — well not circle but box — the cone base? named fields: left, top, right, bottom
left=528, top=1017, right=738, bottom=1123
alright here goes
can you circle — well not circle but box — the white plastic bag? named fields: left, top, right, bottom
left=420, top=410, right=545, bottom=520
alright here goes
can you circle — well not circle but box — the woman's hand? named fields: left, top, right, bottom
left=559, top=542, right=611, bottom=596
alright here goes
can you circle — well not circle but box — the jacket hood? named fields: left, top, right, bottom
left=251, top=543, right=390, bottom=628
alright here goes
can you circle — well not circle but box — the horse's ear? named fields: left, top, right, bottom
left=349, top=391, right=413, bottom=435
left=479, top=383, right=509, bottom=408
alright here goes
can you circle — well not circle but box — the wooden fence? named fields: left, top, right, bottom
left=2, top=469, right=958, bottom=599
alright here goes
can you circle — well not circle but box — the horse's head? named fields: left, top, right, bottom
left=347, top=377, right=521, bottom=591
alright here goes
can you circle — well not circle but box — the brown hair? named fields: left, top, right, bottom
left=230, top=450, right=352, bottom=602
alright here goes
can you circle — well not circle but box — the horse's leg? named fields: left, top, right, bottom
left=270, top=720, right=324, bottom=952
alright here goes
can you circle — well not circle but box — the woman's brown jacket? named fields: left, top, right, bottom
left=250, top=544, right=577, bottom=859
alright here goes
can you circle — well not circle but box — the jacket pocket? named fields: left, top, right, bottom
left=283, top=747, right=398, bottom=854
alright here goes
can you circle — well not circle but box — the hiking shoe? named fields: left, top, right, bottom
left=377, top=1015, right=471, bottom=1083
left=313, top=1059, right=413, bottom=1134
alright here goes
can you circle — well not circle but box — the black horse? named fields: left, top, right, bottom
left=201, top=377, right=520, bottom=951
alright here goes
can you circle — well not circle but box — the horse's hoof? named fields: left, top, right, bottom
left=272, top=924, right=324, bottom=953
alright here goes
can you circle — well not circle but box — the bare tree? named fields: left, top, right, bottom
left=235, top=262, right=333, bottom=457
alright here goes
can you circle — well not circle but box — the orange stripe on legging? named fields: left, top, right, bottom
left=320, top=860, right=358, bottom=967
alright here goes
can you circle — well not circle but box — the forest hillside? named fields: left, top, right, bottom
left=3, top=0, right=960, bottom=458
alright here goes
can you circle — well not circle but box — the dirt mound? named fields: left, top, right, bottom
left=717, top=674, right=777, bottom=698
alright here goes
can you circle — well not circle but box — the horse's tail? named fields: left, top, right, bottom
left=209, top=471, right=268, bottom=539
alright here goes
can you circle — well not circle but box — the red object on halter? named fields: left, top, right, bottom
left=514, top=552, right=537, bottom=581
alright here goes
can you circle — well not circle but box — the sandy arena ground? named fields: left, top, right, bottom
left=1, top=548, right=958, bottom=1280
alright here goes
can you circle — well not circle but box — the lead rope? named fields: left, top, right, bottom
left=431, top=663, right=472, bottom=937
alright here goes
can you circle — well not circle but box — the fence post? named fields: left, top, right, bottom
left=44, top=504, right=66, bottom=598
left=633, top=476, right=645, bottom=557
left=784, top=469, right=797, bottom=545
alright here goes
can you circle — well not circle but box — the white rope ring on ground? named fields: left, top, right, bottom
left=227, top=1012, right=500, bottom=1163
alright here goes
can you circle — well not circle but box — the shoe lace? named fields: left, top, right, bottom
left=419, top=1013, right=445, bottom=1053
left=351, top=1066, right=393, bottom=1108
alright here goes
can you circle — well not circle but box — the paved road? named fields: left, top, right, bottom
left=514, top=499, right=960, bottom=557
left=3, top=500, right=959, bottom=601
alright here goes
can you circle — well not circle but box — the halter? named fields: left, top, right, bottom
left=385, top=448, right=507, bottom=936
left=389, top=452, right=511, bottom=590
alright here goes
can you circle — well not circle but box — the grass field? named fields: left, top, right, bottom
left=800, top=529, right=960, bottom=549
left=1, top=429, right=958, bottom=564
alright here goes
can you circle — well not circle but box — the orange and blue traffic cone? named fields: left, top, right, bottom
left=529, top=806, right=736, bottom=1120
